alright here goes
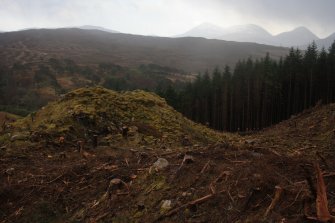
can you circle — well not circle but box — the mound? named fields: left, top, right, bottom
left=0, top=112, right=21, bottom=125
left=242, top=103, right=335, bottom=157
left=5, top=87, right=225, bottom=148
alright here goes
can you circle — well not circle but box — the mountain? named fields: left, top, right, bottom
left=176, top=23, right=272, bottom=44
left=0, top=28, right=289, bottom=73
left=176, top=22, right=226, bottom=39
left=218, top=24, right=273, bottom=44
left=76, top=25, right=119, bottom=33
left=314, top=32, right=335, bottom=49
left=178, top=23, right=324, bottom=47
left=273, top=26, right=319, bottom=47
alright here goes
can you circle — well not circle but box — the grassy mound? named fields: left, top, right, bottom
left=7, top=87, right=226, bottom=147
left=242, top=103, right=335, bottom=156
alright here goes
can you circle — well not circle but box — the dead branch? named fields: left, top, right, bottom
left=200, top=160, right=210, bottom=174
left=254, top=147, right=282, bottom=157
left=283, top=186, right=303, bottom=210
left=273, top=171, right=293, bottom=185
left=213, top=170, right=231, bottom=183
left=153, top=190, right=225, bottom=222
left=264, top=185, right=283, bottom=218
left=46, top=173, right=64, bottom=184
left=314, top=163, right=335, bottom=222
left=323, top=172, right=335, bottom=178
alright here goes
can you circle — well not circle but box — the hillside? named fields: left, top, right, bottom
left=1, top=87, right=225, bottom=148
left=0, top=28, right=289, bottom=72
left=0, top=88, right=334, bottom=223
left=244, top=103, right=335, bottom=157
left=0, top=58, right=191, bottom=115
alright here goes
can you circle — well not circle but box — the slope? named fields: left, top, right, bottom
left=1, top=90, right=334, bottom=223
left=4, top=87, right=225, bottom=147
left=274, top=27, right=319, bottom=47
left=315, top=32, right=335, bottom=49
left=0, top=58, right=189, bottom=116
left=0, top=28, right=289, bottom=72
left=244, top=103, right=335, bottom=157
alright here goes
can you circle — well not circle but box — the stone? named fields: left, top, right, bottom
left=161, top=200, right=172, bottom=211
left=153, top=158, right=169, bottom=170
left=10, top=134, right=28, bottom=142
left=183, top=154, right=194, bottom=164
left=5, top=167, right=15, bottom=175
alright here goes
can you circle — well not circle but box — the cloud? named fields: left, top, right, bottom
left=214, top=0, right=335, bottom=37
left=0, top=0, right=334, bottom=37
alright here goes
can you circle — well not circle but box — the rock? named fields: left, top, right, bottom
left=161, top=200, right=172, bottom=211
left=108, top=178, right=125, bottom=192
left=183, top=154, right=194, bottom=164
left=153, top=158, right=169, bottom=170
left=245, top=139, right=257, bottom=145
left=5, top=167, right=15, bottom=175
left=10, top=134, right=28, bottom=142
left=182, top=192, right=192, bottom=197
left=110, top=178, right=122, bottom=185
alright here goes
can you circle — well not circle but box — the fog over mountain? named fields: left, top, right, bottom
left=175, top=23, right=226, bottom=39
left=76, top=25, right=119, bottom=33
left=217, top=24, right=272, bottom=45
left=177, top=23, right=335, bottom=49
left=273, top=27, right=319, bottom=47
left=314, top=32, right=335, bottom=50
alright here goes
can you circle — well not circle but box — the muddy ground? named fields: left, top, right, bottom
left=1, top=137, right=334, bottom=223
left=1, top=102, right=335, bottom=223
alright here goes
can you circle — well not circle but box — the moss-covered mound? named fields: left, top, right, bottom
left=8, top=87, right=225, bottom=147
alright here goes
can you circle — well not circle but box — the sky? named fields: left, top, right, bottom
left=0, top=0, right=334, bottom=38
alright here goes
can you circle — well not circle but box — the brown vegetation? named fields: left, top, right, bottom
left=1, top=88, right=334, bottom=222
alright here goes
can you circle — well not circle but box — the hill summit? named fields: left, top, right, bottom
left=6, top=87, right=223, bottom=148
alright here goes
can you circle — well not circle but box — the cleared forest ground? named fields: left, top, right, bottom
left=0, top=88, right=334, bottom=223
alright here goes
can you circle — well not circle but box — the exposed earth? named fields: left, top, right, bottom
left=0, top=87, right=334, bottom=223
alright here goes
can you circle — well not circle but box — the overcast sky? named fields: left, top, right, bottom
left=0, top=0, right=334, bottom=38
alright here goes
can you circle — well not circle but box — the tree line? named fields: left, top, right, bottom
left=159, top=41, right=335, bottom=132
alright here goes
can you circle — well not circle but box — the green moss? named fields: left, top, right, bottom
left=145, top=174, right=168, bottom=194
left=0, top=133, right=10, bottom=145
left=5, top=87, right=229, bottom=147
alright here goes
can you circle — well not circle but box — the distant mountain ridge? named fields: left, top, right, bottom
left=177, top=23, right=335, bottom=49
left=76, top=25, right=119, bottom=33
left=314, top=32, right=335, bottom=49
left=217, top=24, right=273, bottom=45
left=174, top=23, right=226, bottom=39
left=273, top=27, right=319, bottom=47
left=0, top=28, right=289, bottom=73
